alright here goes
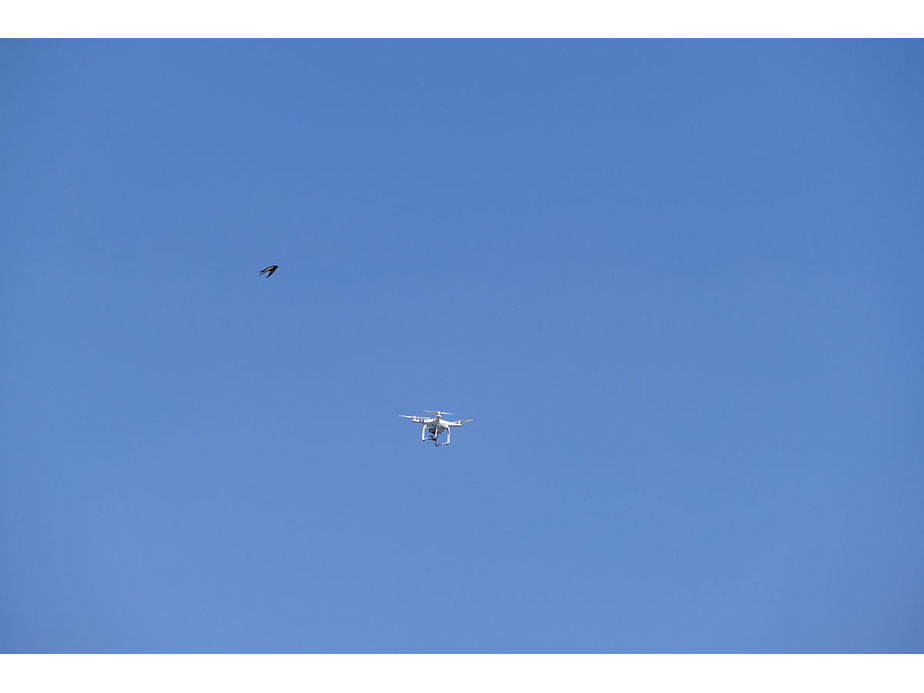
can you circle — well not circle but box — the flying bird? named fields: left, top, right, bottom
left=259, top=265, right=279, bottom=278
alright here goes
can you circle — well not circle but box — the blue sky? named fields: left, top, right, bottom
left=1, top=40, right=922, bottom=653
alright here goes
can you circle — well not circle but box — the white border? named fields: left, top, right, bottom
left=1, top=655, right=923, bottom=693
left=1, top=0, right=924, bottom=37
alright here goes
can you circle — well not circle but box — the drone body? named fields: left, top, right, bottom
left=400, top=411, right=473, bottom=447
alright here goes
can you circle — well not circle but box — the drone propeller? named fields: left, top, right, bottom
left=399, top=415, right=420, bottom=419
left=424, top=410, right=453, bottom=416
left=457, top=419, right=474, bottom=424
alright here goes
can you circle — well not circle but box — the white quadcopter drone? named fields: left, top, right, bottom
left=400, top=411, right=474, bottom=447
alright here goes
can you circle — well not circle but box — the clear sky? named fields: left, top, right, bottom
left=1, top=40, right=922, bottom=653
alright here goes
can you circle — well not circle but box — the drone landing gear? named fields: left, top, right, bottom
left=423, top=427, right=449, bottom=447
left=435, top=428, right=451, bottom=447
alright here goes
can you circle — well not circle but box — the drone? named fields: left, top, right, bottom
left=400, top=411, right=473, bottom=447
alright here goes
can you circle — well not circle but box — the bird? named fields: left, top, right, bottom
left=259, top=265, right=279, bottom=278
